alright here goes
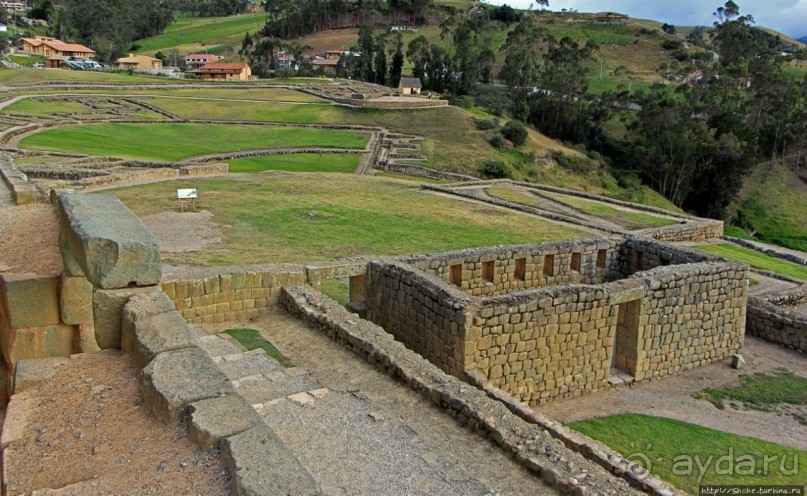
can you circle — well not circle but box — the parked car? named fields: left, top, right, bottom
left=31, top=62, right=44, bottom=68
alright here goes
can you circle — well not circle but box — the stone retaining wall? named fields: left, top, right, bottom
left=378, top=162, right=478, bottom=182
left=0, top=154, right=39, bottom=204
left=725, top=236, right=807, bottom=266
left=747, top=286, right=807, bottom=353
left=281, top=284, right=655, bottom=496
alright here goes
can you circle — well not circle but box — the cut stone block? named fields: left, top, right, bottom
left=43, top=324, right=74, bottom=357
left=196, top=335, right=245, bottom=358
left=121, top=291, right=177, bottom=353
left=221, top=423, right=321, bottom=496
left=13, top=357, right=68, bottom=394
left=93, top=286, right=159, bottom=349
left=216, top=349, right=285, bottom=381
left=59, top=275, right=93, bottom=325
left=140, top=347, right=236, bottom=423
left=189, top=395, right=262, bottom=450
left=133, top=311, right=201, bottom=368
left=76, top=322, right=100, bottom=353
left=56, top=193, right=161, bottom=289
left=0, top=274, right=60, bottom=328
left=0, top=391, right=36, bottom=450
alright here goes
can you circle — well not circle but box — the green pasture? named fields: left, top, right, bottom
left=693, top=243, right=807, bottom=281
left=537, top=190, right=678, bottom=230
left=0, top=68, right=183, bottom=85
left=146, top=98, right=341, bottom=123
left=571, top=414, right=807, bottom=494
left=227, top=153, right=360, bottom=173
left=20, top=123, right=369, bottom=162
left=112, top=174, right=585, bottom=265
left=133, top=13, right=267, bottom=54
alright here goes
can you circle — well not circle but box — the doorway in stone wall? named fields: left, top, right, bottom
left=611, top=299, right=641, bottom=383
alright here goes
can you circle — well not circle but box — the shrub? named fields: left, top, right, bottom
left=501, top=120, right=528, bottom=147
left=489, top=134, right=504, bottom=148
left=475, top=118, right=499, bottom=131
left=500, top=139, right=514, bottom=151
left=661, top=39, right=683, bottom=50
left=479, top=159, right=512, bottom=178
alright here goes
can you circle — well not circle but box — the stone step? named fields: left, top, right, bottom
left=233, top=367, right=315, bottom=407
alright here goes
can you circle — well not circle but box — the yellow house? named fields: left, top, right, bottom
left=398, top=77, right=423, bottom=95
left=20, top=37, right=95, bottom=58
left=115, top=53, right=163, bottom=70
left=190, top=62, right=251, bottom=81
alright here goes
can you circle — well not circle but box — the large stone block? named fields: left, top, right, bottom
left=94, top=286, right=159, bottom=349
left=56, top=193, right=161, bottom=289
left=44, top=323, right=75, bottom=357
left=189, top=395, right=262, bottom=450
left=59, top=275, right=93, bottom=325
left=0, top=274, right=60, bottom=328
left=139, top=347, right=235, bottom=423
left=121, top=291, right=178, bottom=353
left=13, top=357, right=68, bottom=394
left=221, top=423, right=321, bottom=496
left=132, top=310, right=203, bottom=368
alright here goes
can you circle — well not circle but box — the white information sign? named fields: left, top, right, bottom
left=177, top=188, right=198, bottom=199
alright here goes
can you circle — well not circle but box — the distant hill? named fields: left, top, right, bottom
left=799, top=36, right=807, bottom=44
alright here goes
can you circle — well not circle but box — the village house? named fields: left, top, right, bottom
left=20, top=36, right=95, bottom=59
left=312, top=50, right=342, bottom=72
left=398, top=77, right=422, bottom=95
left=592, top=12, right=629, bottom=25
left=184, top=53, right=221, bottom=70
left=191, top=62, right=251, bottom=81
left=2, top=0, right=27, bottom=11
left=115, top=53, right=163, bottom=70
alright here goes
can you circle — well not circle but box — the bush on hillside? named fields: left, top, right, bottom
left=501, top=120, right=528, bottom=147
left=489, top=134, right=504, bottom=148
left=475, top=118, right=499, bottom=131
left=479, top=159, right=512, bottom=179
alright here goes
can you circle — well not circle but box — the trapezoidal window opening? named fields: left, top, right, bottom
left=514, top=258, right=526, bottom=281
left=449, top=263, right=462, bottom=286
left=482, top=261, right=494, bottom=283
left=635, top=251, right=644, bottom=271
left=570, top=252, right=581, bottom=273
left=543, top=254, right=554, bottom=277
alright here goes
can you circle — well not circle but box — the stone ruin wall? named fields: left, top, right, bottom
left=364, top=236, right=749, bottom=404
left=747, top=287, right=807, bottom=353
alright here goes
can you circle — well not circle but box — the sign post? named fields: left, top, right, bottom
left=177, top=188, right=197, bottom=212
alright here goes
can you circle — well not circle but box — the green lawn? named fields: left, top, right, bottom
left=134, top=88, right=324, bottom=102
left=223, top=328, right=293, bottom=367
left=112, top=174, right=585, bottom=265
left=4, top=98, right=92, bottom=116
left=695, top=369, right=807, bottom=416
left=537, top=190, right=679, bottom=230
left=147, top=98, right=342, bottom=123
left=133, top=13, right=267, bottom=54
left=227, top=153, right=360, bottom=173
left=570, top=414, right=807, bottom=494
left=9, top=54, right=46, bottom=67
left=0, top=68, right=183, bottom=85
left=20, top=123, right=369, bottom=161
left=694, top=243, right=807, bottom=281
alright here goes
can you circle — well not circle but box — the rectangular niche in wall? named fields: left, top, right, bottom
left=514, top=258, right=526, bottom=281
left=635, top=251, right=644, bottom=271
left=570, top=252, right=581, bottom=272
left=450, top=264, right=462, bottom=286
left=596, top=249, right=607, bottom=268
left=613, top=299, right=641, bottom=376
left=482, top=260, right=494, bottom=282
left=543, top=254, right=554, bottom=277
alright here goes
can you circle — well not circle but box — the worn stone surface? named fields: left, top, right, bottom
left=43, top=323, right=74, bottom=357
left=120, top=291, right=177, bottom=353
left=13, top=357, right=68, bottom=394
left=56, top=192, right=161, bottom=289
left=93, top=286, right=159, bottom=349
left=132, top=310, right=202, bottom=368
left=221, top=423, right=321, bottom=496
left=1, top=324, right=75, bottom=364
left=0, top=274, right=60, bottom=328
left=59, top=275, right=93, bottom=325
left=0, top=391, right=36, bottom=450
left=75, top=322, right=100, bottom=353
left=188, top=395, right=262, bottom=450
left=140, top=347, right=236, bottom=423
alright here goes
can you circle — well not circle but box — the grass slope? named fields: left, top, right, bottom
left=694, top=243, right=807, bottom=281
left=732, top=164, right=807, bottom=253
left=570, top=413, right=807, bottom=494
left=133, top=13, right=267, bottom=55
left=146, top=98, right=342, bottom=123
left=112, top=174, right=585, bottom=265
left=20, top=123, right=369, bottom=162
left=0, top=69, right=185, bottom=85
left=537, top=190, right=679, bottom=230
left=227, top=153, right=360, bottom=173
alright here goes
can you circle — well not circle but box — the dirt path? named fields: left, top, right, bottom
left=747, top=273, right=801, bottom=297
left=2, top=351, right=231, bottom=495
left=540, top=336, right=807, bottom=451
left=203, top=308, right=560, bottom=496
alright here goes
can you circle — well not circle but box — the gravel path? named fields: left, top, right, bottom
left=203, top=309, right=560, bottom=496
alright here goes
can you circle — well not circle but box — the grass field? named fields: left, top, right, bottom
left=694, top=243, right=807, bottom=281
left=20, top=123, right=369, bottom=161
left=227, top=153, right=360, bottom=173
left=570, top=414, right=807, bottom=494
left=112, top=174, right=585, bottom=265
left=485, top=186, right=576, bottom=216
left=4, top=99, right=96, bottom=116
left=9, top=54, right=46, bottom=67
left=133, top=13, right=267, bottom=55
left=537, top=190, right=679, bottom=230
left=147, top=98, right=342, bottom=123
left=695, top=369, right=807, bottom=415
left=134, top=88, right=325, bottom=102
left=0, top=69, right=184, bottom=85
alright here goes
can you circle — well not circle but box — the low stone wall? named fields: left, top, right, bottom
left=747, top=286, right=807, bottom=353
left=377, top=162, right=478, bottom=182
left=281, top=284, right=652, bottom=496
left=725, top=236, right=807, bottom=266
left=0, top=154, right=40, bottom=204
left=636, top=220, right=724, bottom=243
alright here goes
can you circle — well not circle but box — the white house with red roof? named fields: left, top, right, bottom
left=184, top=53, right=221, bottom=70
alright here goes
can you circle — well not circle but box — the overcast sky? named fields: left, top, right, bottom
left=482, top=0, right=807, bottom=38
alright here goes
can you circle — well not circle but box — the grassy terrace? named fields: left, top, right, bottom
left=19, top=123, right=369, bottom=162
left=133, top=13, right=268, bottom=54
left=485, top=186, right=575, bottom=216
left=146, top=98, right=342, bottom=123
left=112, top=174, right=585, bottom=265
left=537, top=190, right=678, bottom=230
left=694, top=243, right=807, bottom=281
left=227, top=153, right=360, bottom=174
left=571, top=414, right=807, bottom=494
left=0, top=69, right=186, bottom=85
